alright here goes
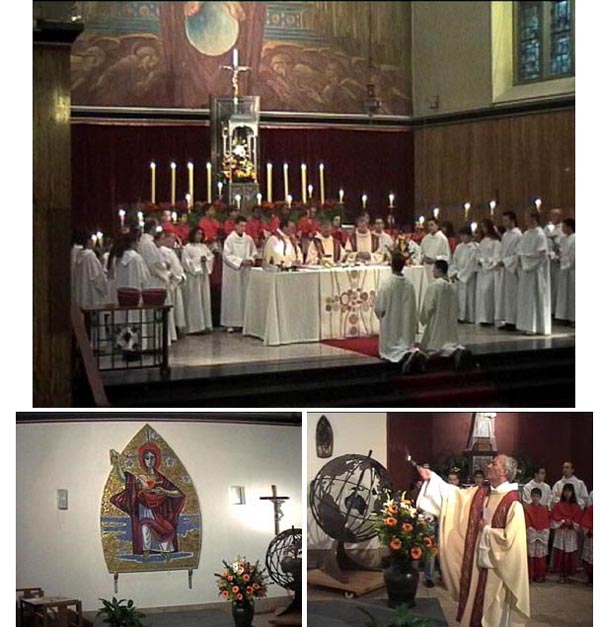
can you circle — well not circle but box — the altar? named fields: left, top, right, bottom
left=243, top=266, right=428, bottom=346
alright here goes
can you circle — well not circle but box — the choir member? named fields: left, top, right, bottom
left=158, top=229, right=186, bottom=338
left=199, top=204, right=221, bottom=250
left=220, top=216, right=257, bottom=332
left=331, top=215, right=348, bottom=245
left=544, top=208, right=566, bottom=315
left=344, top=215, right=384, bottom=264
left=550, top=483, right=582, bottom=583
left=515, top=210, right=551, bottom=336
left=494, top=211, right=523, bottom=330
left=138, top=220, right=169, bottom=290
left=223, top=206, right=240, bottom=237
left=175, top=212, right=190, bottom=244
left=111, top=232, right=150, bottom=292
left=182, top=226, right=214, bottom=334
left=262, top=219, right=302, bottom=268
left=522, top=467, right=552, bottom=508
left=420, top=218, right=450, bottom=279
left=72, top=232, right=108, bottom=308
left=550, top=461, right=589, bottom=509
left=305, top=220, right=343, bottom=265
left=475, top=218, right=501, bottom=326
left=581, top=494, right=593, bottom=585
left=525, top=488, right=551, bottom=582
left=555, top=218, right=575, bottom=325
left=440, top=220, right=457, bottom=253
left=246, top=206, right=268, bottom=247
left=449, top=227, right=478, bottom=323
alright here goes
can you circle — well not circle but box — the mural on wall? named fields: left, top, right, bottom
left=101, top=424, right=201, bottom=574
left=71, top=1, right=411, bottom=114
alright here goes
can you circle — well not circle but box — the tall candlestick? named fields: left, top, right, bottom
left=319, top=163, right=325, bottom=205
left=172, top=211, right=177, bottom=223
left=471, top=221, right=478, bottom=234
left=433, top=207, right=440, bottom=219
left=150, top=162, right=156, bottom=204
left=339, top=189, right=344, bottom=203
left=286, top=194, right=292, bottom=208
left=489, top=200, right=496, bottom=216
left=301, top=164, right=307, bottom=204
left=205, top=162, right=212, bottom=203
left=388, top=193, right=395, bottom=208
left=185, top=193, right=192, bottom=209
left=232, top=48, right=239, bottom=68
left=266, top=163, right=273, bottom=202
left=283, top=163, right=289, bottom=200
left=170, top=162, right=177, bottom=205
left=361, top=194, right=368, bottom=209
left=256, top=192, right=263, bottom=205
left=307, top=184, right=313, bottom=199
left=118, top=208, right=126, bottom=228
left=464, top=202, right=471, bottom=220
left=534, top=197, right=542, bottom=211
left=187, top=162, right=194, bottom=206
left=234, top=194, right=241, bottom=209
left=217, top=181, right=223, bottom=199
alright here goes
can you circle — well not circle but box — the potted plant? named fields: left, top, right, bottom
left=97, top=597, right=145, bottom=627
left=215, top=557, right=268, bottom=627
left=358, top=603, right=434, bottom=627
left=372, top=490, right=437, bottom=608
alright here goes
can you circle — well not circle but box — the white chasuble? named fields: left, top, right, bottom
left=417, top=473, right=530, bottom=627
left=221, top=231, right=258, bottom=327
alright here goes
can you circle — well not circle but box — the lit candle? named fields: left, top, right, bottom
left=433, top=207, right=440, bottom=219
left=170, top=162, right=177, bottom=205
left=256, top=192, right=263, bottom=205
left=361, top=194, right=368, bottom=209
left=283, top=163, right=289, bottom=200
left=150, top=162, right=156, bottom=204
left=419, top=216, right=425, bottom=225
left=471, top=221, right=478, bottom=234
left=205, top=162, right=212, bottom=203
left=118, top=208, right=126, bottom=228
left=232, top=48, right=239, bottom=68
left=185, top=193, right=192, bottom=209
left=300, top=164, right=307, bottom=204
left=388, top=193, right=395, bottom=208
left=234, top=194, right=241, bottom=209
left=138, top=211, right=144, bottom=227
left=489, top=200, right=496, bottom=216
left=172, top=211, right=177, bottom=223
left=464, top=202, right=471, bottom=220
left=266, top=163, right=273, bottom=202
left=217, top=181, right=223, bottom=199
left=319, top=163, right=325, bottom=204
left=339, top=189, right=344, bottom=203
left=96, top=231, right=103, bottom=247
left=286, top=194, right=292, bottom=208
left=91, top=234, right=97, bottom=246
left=187, top=162, right=194, bottom=205
left=534, top=197, right=542, bottom=211
left=307, top=184, right=313, bottom=199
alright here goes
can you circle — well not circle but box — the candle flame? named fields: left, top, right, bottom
left=170, top=162, right=176, bottom=169
left=150, top=162, right=156, bottom=169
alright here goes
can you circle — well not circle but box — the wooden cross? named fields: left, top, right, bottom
left=260, top=484, right=290, bottom=535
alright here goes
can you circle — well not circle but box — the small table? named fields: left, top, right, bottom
left=20, top=596, right=83, bottom=627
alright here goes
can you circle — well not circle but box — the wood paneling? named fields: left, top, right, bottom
left=33, top=43, right=74, bottom=406
left=414, top=109, right=575, bottom=225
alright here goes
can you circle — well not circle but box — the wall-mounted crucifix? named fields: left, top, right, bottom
left=260, top=485, right=290, bottom=535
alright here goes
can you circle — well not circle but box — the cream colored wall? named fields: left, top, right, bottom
left=307, top=412, right=387, bottom=550
left=16, top=421, right=301, bottom=611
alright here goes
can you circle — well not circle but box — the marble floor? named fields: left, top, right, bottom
left=308, top=570, right=592, bottom=626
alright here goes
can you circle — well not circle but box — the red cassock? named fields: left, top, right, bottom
left=581, top=504, right=593, bottom=532
left=525, top=503, right=551, bottom=530
left=268, top=216, right=280, bottom=234
left=297, top=217, right=321, bottom=238
left=246, top=218, right=268, bottom=244
left=176, top=224, right=190, bottom=243
left=110, top=470, right=185, bottom=554
left=332, top=227, right=348, bottom=245
left=199, top=217, right=221, bottom=243
left=551, top=501, right=582, bottom=526
left=223, top=219, right=236, bottom=237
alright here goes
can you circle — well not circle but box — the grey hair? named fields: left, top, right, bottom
left=502, top=456, right=518, bottom=482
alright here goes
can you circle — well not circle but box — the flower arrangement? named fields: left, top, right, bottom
left=215, top=557, right=268, bottom=604
left=371, top=490, right=437, bottom=563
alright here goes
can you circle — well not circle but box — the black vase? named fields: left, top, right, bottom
left=231, top=599, right=254, bottom=627
left=383, top=558, right=419, bottom=608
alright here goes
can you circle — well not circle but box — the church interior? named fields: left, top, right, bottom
left=33, top=1, right=576, bottom=408
left=16, top=412, right=302, bottom=626
left=307, top=412, right=593, bottom=626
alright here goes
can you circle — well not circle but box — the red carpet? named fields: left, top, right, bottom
left=321, top=337, right=381, bottom=358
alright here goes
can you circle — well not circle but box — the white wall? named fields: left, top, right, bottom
left=307, top=412, right=387, bottom=550
left=16, top=421, right=301, bottom=611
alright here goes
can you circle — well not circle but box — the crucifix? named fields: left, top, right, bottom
left=260, top=485, right=289, bottom=535
left=220, top=47, right=251, bottom=101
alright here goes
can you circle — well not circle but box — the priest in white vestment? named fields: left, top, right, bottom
left=516, top=211, right=551, bottom=335
left=159, top=230, right=186, bottom=340
left=305, top=221, right=343, bottom=265
left=417, top=455, right=530, bottom=627
left=550, top=461, right=589, bottom=509
left=374, top=253, right=418, bottom=362
left=555, top=218, right=575, bottom=324
left=373, top=218, right=395, bottom=260
left=344, top=216, right=384, bottom=264
left=474, top=219, right=501, bottom=325
left=420, top=260, right=462, bottom=355
left=522, top=467, right=552, bottom=508
left=494, top=212, right=522, bottom=329
left=449, top=227, right=478, bottom=323
left=262, top=219, right=302, bottom=268
left=221, top=217, right=258, bottom=330
left=182, top=225, right=214, bottom=334
left=420, top=218, right=451, bottom=280
left=72, top=236, right=108, bottom=308
left=544, top=208, right=566, bottom=315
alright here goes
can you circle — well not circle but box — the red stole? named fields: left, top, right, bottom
left=313, top=236, right=342, bottom=262
left=524, top=503, right=550, bottom=530
left=457, top=487, right=520, bottom=627
left=350, top=232, right=379, bottom=253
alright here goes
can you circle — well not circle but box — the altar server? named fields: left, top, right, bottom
left=555, top=218, right=575, bottom=324
left=522, top=467, right=552, bottom=508
left=158, top=230, right=187, bottom=338
left=544, top=208, right=566, bottom=314
left=494, top=212, right=522, bottom=330
left=475, top=219, right=501, bottom=325
left=550, top=461, right=589, bottom=509
left=246, top=206, right=269, bottom=248
left=420, top=218, right=451, bottom=264
left=449, top=227, right=478, bottom=323
left=344, top=216, right=384, bottom=264
left=221, top=216, right=257, bottom=331
left=262, top=219, right=302, bottom=268
left=525, top=488, right=551, bottom=582
left=515, top=211, right=551, bottom=335
left=550, top=484, right=582, bottom=583
left=138, top=220, right=169, bottom=290
left=72, top=233, right=108, bottom=308
left=374, top=253, right=418, bottom=363
left=581, top=495, right=593, bottom=585
left=112, top=233, right=150, bottom=292
left=182, top=226, right=214, bottom=334
left=306, top=220, right=343, bottom=265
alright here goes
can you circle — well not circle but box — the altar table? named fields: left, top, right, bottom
left=243, top=265, right=428, bottom=346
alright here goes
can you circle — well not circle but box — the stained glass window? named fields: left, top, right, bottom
left=515, top=0, right=574, bottom=84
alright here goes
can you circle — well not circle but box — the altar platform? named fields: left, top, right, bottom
left=90, top=322, right=575, bottom=408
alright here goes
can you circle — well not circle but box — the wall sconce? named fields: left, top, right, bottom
left=57, top=489, right=68, bottom=510
left=230, top=486, right=246, bottom=505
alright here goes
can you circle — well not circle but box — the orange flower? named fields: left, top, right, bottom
left=389, top=537, right=402, bottom=550
left=246, top=587, right=253, bottom=595
left=402, top=499, right=412, bottom=506
left=387, top=504, right=399, bottom=515
left=424, top=536, right=433, bottom=547
left=227, top=575, right=234, bottom=582
left=236, top=593, right=243, bottom=601
left=385, top=517, right=398, bottom=527
left=411, top=547, right=422, bottom=560
left=402, top=523, right=413, bottom=533
left=242, top=574, right=250, bottom=582
left=232, top=586, right=240, bottom=593
left=253, top=583, right=260, bottom=590
left=222, top=570, right=229, bottom=577
left=221, top=591, right=229, bottom=599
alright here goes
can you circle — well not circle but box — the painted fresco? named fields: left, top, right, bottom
left=71, top=1, right=411, bottom=114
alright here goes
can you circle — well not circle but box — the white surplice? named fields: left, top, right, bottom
left=475, top=237, right=501, bottom=324
left=494, top=227, right=522, bottom=325
left=72, top=248, right=108, bottom=308
left=262, top=231, right=302, bottom=268
left=417, top=473, right=530, bottom=627
left=374, top=273, right=418, bottom=362
left=521, top=479, right=552, bottom=508
left=551, top=475, right=589, bottom=509
left=449, top=241, right=478, bottom=322
left=420, top=231, right=451, bottom=261
left=138, top=232, right=169, bottom=289
left=516, top=226, right=551, bottom=335
left=182, top=243, right=214, bottom=333
left=221, top=231, right=258, bottom=328
left=555, top=233, right=575, bottom=322
left=420, top=277, right=461, bottom=354
left=375, top=231, right=395, bottom=260
left=160, top=246, right=186, bottom=330
left=544, top=223, right=566, bottom=314
left=115, top=249, right=150, bottom=291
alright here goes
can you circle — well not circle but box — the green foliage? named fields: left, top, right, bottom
left=358, top=604, right=433, bottom=627
left=97, top=597, right=145, bottom=627
left=510, top=451, right=535, bottom=483
left=431, top=453, right=470, bottom=481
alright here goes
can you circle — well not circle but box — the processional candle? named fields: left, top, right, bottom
left=307, top=184, right=313, bottom=199
left=534, top=198, right=542, bottom=211
left=150, top=162, right=156, bottom=204
left=257, top=192, right=263, bottom=205
left=319, top=163, right=325, bottom=204
left=339, top=189, right=344, bottom=203
left=286, top=194, right=292, bottom=208
left=388, top=193, right=395, bottom=208
left=489, top=200, right=496, bottom=217
left=118, top=208, right=126, bottom=228
left=266, top=163, right=273, bottom=202
left=234, top=194, right=241, bottom=209
left=217, top=181, right=223, bottom=199
left=361, top=194, right=368, bottom=209
left=283, top=163, right=289, bottom=200
left=185, top=194, right=192, bottom=209
left=464, top=202, right=471, bottom=221
left=433, top=207, right=440, bottom=219
left=170, top=162, right=177, bottom=205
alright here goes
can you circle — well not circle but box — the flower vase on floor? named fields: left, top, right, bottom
left=232, top=599, right=254, bottom=627
left=383, top=557, right=419, bottom=608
